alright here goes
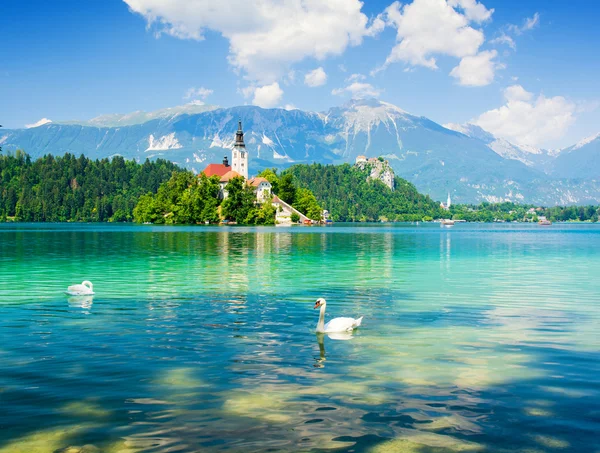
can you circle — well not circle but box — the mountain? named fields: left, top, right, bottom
left=443, top=122, right=557, bottom=171
left=61, top=101, right=219, bottom=128
left=550, top=133, right=600, bottom=180
left=1, top=99, right=599, bottom=205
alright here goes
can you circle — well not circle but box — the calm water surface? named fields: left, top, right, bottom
left=0, top=223, right=599, bottom=453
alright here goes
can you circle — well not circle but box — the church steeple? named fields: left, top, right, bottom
left=232, top=118, right=248, bottom=179
left=235, top=119, right=245, bottom=148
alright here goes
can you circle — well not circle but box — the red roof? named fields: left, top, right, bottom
left=220, top=170, right=242, bottom=182
left=203, top=163, right=231, bottom=178
left=248, top=177, right=270, bottom=187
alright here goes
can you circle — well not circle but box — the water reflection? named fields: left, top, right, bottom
left=0, top=224, right=599, bottom=453
left=315, top=331, right=355, bottom=368
left=67, top=295, right=93, bottom=311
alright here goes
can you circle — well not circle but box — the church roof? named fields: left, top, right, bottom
left=203, top=163, right=231, bottom=177
left=220, top=170, right=243, bottom=182
left=247, top=177, right=270, bottom=187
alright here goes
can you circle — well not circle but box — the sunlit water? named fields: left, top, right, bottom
left=0, top=223, right=599, bottom=453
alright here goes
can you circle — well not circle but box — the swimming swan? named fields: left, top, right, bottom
left=66, top=280, right=94, bottom=296
left=314, top=298, right=363, bottom=333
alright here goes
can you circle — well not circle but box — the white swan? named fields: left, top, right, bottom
left=66, top=280, right=94, bottom=296
left=314, top=298, right=363, bottom=333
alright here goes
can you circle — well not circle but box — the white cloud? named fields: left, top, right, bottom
left=124, top=0, right=382, bottom=84
left=284, top=70, right=296, bottom=85
left=252, top=82, right=284, bottom=108
left=25, top=118, right=52, bottom=129
left=473, top=85, right=576, bottom=147
left=184, top=86, right=213, bottom=100
left=523, top=13, right=540, bottom=31
left=490, top=33, right=516, bottom=50
left=346, top=73, right=366, bottom=82
left=448, top=0, right=494, bottom=23
left=304, top=67, right=327, bottom=87
left=332, top=82, right=382, bottom=98
left=284, top=104, right=298, bottom=111
left=509, top=12, right=539, bottom=35
left=240, top=85, right=256, bottom=99
left=504, top=84, right=532, bottom=102
left=450, top=50, right=500, bottom=86
left=379, top=0, right=491, bottom=70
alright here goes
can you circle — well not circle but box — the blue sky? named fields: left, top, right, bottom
left=1, top=0, right=598, bottom=148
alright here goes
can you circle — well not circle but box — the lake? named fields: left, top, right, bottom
left=0, top=223, right=598, bottom=453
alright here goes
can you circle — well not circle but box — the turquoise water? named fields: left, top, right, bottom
left=0, top=223, right=599, bottom=453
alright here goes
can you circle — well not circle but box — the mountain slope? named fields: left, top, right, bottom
left=443, top=122, right=556, bottom=171
left=1, top=100, right=599, bottom=205
left=551, top=134, right=600, bottom=180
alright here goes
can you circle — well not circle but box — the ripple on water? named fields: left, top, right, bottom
left=0, top=223, right=599, bottom=452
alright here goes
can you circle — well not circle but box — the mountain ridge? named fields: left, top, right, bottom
left=2, top=99, right=598, bottom=205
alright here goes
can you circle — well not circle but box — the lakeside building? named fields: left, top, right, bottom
left=202, top=120, right=269, bottom=200
left=201, top=120, right=311, bottom=224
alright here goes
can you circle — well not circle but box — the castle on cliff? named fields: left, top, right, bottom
left=354, top=156, right=395, bottom=191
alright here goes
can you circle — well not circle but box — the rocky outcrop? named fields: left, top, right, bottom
left=355, top=157, right=395, bottom=191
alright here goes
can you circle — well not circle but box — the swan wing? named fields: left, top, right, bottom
left=324, top=317, right=362, bottom=332
left=66, top=284, right=94, bottom=295
left=67, top=284, right=84, bottom=292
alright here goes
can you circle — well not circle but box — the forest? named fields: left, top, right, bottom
left=282, top=163, right=445, bottom=222
left=0, top=151, right=177, bottom=222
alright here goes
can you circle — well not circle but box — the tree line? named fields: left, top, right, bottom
left=0, top=151, right=177, bottom=222
left=449, top=202, right=600, bottom=223
left=2, top=151, right=597, bottom=224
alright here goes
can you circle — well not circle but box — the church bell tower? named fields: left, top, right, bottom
left=232, top=119, right=248, bottom=179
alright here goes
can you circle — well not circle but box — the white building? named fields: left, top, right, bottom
left=231, top=119, right=248, bottom=180
left=248, top=177, right=272, bottom=203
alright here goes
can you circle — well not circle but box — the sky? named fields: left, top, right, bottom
left=1, top=0, right=599, bottom=149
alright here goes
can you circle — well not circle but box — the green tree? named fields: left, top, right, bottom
left=293, top=188, right=322, bottom=220
left=278, top=173, right=296, bottom=204
left=221, top=177, right=256, bottom=223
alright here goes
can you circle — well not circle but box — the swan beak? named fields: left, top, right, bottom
left=314, top=301, right=320, bottom=309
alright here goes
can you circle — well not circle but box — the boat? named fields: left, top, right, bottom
left=441, top=219, right=455, bottom=227
left=538, top=219, right=552, bottom=226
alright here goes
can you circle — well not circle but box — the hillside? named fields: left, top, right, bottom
left=283, top=162, right=443, bottom=222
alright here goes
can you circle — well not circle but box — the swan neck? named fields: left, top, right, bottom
left=316, top=304, right=326, bottom=332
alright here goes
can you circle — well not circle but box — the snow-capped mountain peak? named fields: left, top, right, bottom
left=443, top=123, right=495, bottom=143
left=572, top=132, right=600, bottom=151
left=25, top=118, right=53, bottom=129
left=443, top=122, right=551, bottom=168
left=62, top=102, right=220, bottom=128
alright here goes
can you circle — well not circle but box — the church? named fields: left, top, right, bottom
left=202, top=120, right=272, bottom=201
